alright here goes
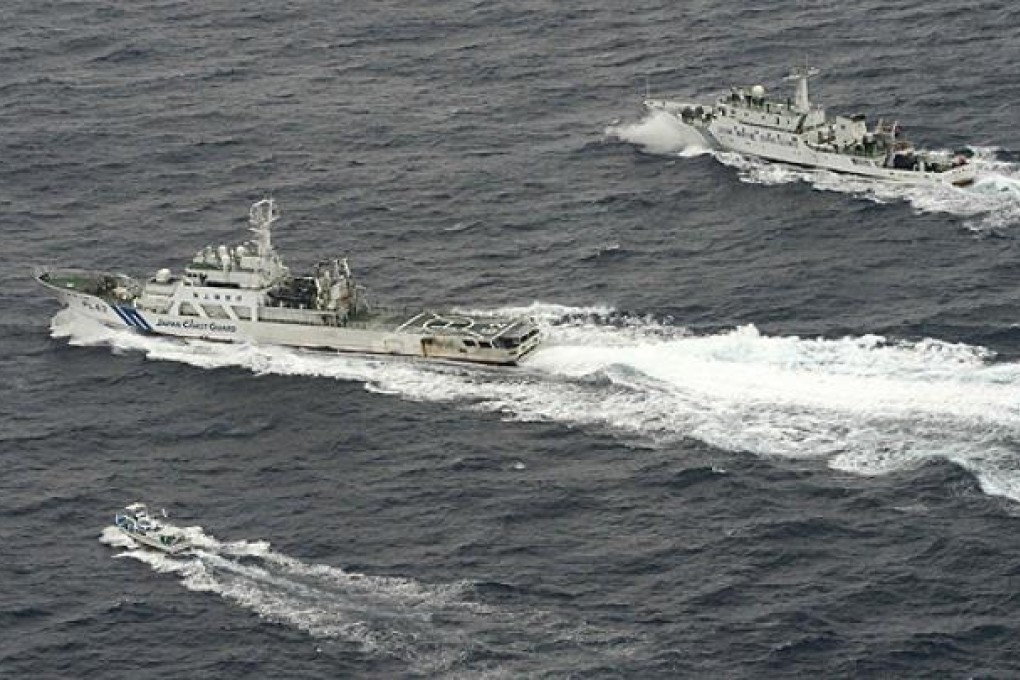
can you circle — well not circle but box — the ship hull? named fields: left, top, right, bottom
left=645, top=101, right=976, bottom=187
left=707, top=123, right=976, bottom=187
left=38, top=274, right=539, bottom=366
left=119, top=528, right=191, bottom=555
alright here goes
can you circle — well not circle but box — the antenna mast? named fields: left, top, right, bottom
left=785, top=65, right=819, bottom=113
left=248, top=198, right=278, bottom=256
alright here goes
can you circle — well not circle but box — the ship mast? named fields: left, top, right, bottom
left=785, top=65, right=820, bottom=113
left=246, top=197, right=287, bottom=287
left=248, top=198, right=278, bottom=257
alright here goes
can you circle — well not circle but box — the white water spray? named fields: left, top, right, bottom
left=605, top=110, right=711, bottom=157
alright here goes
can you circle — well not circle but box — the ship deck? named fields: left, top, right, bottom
left=38, top=270, right=97, bottom=291
left=38, top=269, right=124, bottom=296
left=349, top=307, right=528, bottom=340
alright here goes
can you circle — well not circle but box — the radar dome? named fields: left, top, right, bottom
left=751, top=84, right=766, bottom=98
left=155, top=268, right=171, bottom=283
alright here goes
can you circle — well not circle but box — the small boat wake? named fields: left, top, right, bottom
left=55, top=306, right=1020, bottom=503
left=606, top=113, right=1020, bottom=231
left=100, top=521, right=620, bottom=675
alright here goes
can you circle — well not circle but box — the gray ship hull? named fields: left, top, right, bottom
left=643, top=67, right=977, bottom=188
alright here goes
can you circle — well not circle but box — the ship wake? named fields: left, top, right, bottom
left=722, top=146, right=1020, bottom=232
left=608, top=113, right=1020, bottom=231
left=57, top=307, right=1020, bottom=502
left=100, top=522, right=610, bottom=675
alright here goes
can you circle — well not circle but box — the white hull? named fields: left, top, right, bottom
left=120, top=528, right=191, bottom=555
left=706, top=122, right=975, bottom=186
left=114, top=503, right=191, bottom=555
left=42, top=277, right=538, bottom=366
left=38, top=199, right=542, bottom=366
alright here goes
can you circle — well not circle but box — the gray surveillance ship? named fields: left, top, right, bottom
left=644, top=67, right=976, bottom=186
left=38, top=199, right=542, bottom=366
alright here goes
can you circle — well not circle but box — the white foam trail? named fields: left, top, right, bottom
left=100, top=524, right=480, bottom=672
left=605, top=110, right=711, bottom=156
left=58, top=309, right=1020, bottom=501
left=100, top=521, right=613, bottom=674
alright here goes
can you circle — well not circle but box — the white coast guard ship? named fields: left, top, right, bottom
left=38, top=199, right=542, bottom=366
left=644, top=67, right=976, bottom=186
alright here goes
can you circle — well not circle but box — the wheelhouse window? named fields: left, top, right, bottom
left=201, top=304, right=230, bottom=319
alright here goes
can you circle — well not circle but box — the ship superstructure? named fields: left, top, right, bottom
left=38, top=199, right=542, bottom=366
left=644, top=67, right=975, bottom=186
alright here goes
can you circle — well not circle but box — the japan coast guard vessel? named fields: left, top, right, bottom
left=38, top=199, right=542, bottom=366
left=644, top=67, right=976, bottom=187
left=114, top=503, right=191, bottom=555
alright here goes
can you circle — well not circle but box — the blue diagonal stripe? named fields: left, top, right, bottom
left=112, top=305, right=137, bottom=329
left=125, top=308, right=152, bottom=332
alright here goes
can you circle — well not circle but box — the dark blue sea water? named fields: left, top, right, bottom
left=4, top=1, right=1020, bottom=677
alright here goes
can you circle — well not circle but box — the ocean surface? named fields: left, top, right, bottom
left=3, top=1, right=1020, bottom=677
